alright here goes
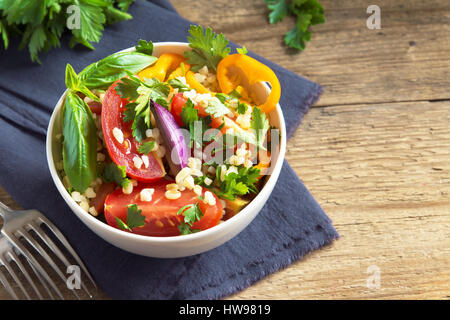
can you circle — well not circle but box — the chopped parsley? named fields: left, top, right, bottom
left=101, top=162, right=130, bottom=188
left=177, top=202, right=204, bottom=226
left=177, top=203, right=204, bottom=235
left=168, top=78, right=191, bottom=92
left=251, top=106, right=270, bottom=150
left=237, top=101, right=248, bottom=115
left=213, top=165, right=261, bottom=201
left=137, top=140, right=155, bottom=155
left=205, top=98, right=231, bottom=119
left=177, top=222, right=201, bottom=235
left=115, top=75, right=170, bottom=142
left=115, top=204, right=146, bottom=231
left=180, top=98, right=199, bottom=127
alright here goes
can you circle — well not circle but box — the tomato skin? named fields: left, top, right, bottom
left=87, top=101, right=102, bottom=115
left=170, top=93, right=209, bottom=127
left=104, top=180, right=223, bottom=237
left=101, top=81, right=166, bottom=183
left=170, top=93, right=187, bottom=127
left=91, top=182, right=116, bottom=214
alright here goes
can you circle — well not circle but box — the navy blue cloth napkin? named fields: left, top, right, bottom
left=0, top=0, right=339, bottom=299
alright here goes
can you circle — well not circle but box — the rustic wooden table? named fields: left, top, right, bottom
left=1, top=0, right=449, bottom=299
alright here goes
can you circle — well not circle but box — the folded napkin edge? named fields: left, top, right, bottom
left=286, top=83, right=323, bottom=139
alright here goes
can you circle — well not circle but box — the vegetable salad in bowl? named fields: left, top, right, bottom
left=54, top=26, right=282, bottom=238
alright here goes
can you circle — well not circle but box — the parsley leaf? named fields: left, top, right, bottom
left=0, top=0, right=138, bottom=63
left=116, top=204, right=146, bottom=231
left=115, top=77, right=141, bottom=101
left=236, top=46, right=248, bottom=55
left=123, top=102, right=137, bottom=122
left=180, top=98, right=199, bottom=127
left=205, top=98, right=231, bottom=119
left=265, top=0, right=289, bottom=24
left=102, top=162, right=130, bottom=188
left=137, top=140, right=155, bottom=154
left=184, top=25, right=231, bottom=72
left=263, top=0, right=325, bottom=51
left=237, top=101, right=248, bottom=115
left=71, top=0, right=106, bottom=46
left=251, top=107, right=270, bottom=150
left=135, top=39, right=153, bottom=55
left=177, top=222, right=201, bottom=235
left=168, top=78, right=191, bottom=92
left=0, top=19, right=9, bottom=49
left=177, top=203, right=204, bottom=226
left=115, top=76, right=170, bottom=142
left=213, top=165, right=261, bottom=201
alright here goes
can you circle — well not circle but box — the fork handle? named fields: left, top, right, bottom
left=0, top=201, right=12, bottom=219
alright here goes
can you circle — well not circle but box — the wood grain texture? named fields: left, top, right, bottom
left=172, top=0, right=450, bottom=106
left=1, top=0, right=450, bottom=300
left=230, top=101, right=450, bottom=299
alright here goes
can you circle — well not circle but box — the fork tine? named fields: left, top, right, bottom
left=6, top=250, right=44, bottom=300
left=0, top=255, right=31, bottom=300
left=2, top=230, right=65, bottom=300
left=20, top=254, right=56, bottom=300
left=14, top=228, right=81, bottom=300
left=37, top=216, right=97, bottom=289
left=0, top=265, right=19, bottom=300
left=28, top=221, right=93, bottom=298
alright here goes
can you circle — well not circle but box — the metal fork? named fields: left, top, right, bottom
left=0, top=201, right=96, bottom=299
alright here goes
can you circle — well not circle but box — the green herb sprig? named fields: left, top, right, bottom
left=115, top=204, right=146, bottom=231
left=264, top=0, right=325, bottom=51
left=0, top=0, right=139, bottom=63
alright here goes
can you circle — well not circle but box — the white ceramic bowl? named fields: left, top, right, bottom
left=46, top=42, right=287, bottom=258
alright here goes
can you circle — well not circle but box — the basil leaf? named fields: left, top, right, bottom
left=62, top=91, right=98, bottom=193
left=78, top=52, right=157, bottom=89
left=65, top=64, right=100, bottom=102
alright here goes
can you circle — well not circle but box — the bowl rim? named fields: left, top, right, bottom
left=46, top=41, right=287, bottom=245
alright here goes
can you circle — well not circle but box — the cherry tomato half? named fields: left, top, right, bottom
left=90, top=182, right=116, bottom=214
left=104, top=180, right=223, bottom=236
left=101, top=81, right=166, bottom=182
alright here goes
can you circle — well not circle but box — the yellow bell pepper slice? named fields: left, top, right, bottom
left=138, top=53, right=185, bottom=82
left=217, top=54, right=281, bottom=113
left=185, top=71, right=209, bottom=94
left=167, top=62, right=191, bottom=80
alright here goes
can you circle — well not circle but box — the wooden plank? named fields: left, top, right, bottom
left=171, top=0, right=450, bottom=106
left=229, top=100, right=450, bottom=299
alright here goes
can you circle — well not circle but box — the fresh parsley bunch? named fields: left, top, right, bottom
left=0, top=0, right=137, bottom=63
left=264, top=0, right=325, bottom=51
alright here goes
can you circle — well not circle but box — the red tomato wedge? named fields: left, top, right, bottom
left=171, top=93, right=209, bottom=127
left=90, top=182, right=116, bottom=214
left=170, top=93, right=246, bottom=135
left=87, top=101, right=102, bottom=115
left=102, top=81, right=166, bottom=182
left=104, top=180, right=223, bottom=236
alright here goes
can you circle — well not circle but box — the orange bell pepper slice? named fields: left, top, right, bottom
left=217, top=54, right=281, bottom=113
left=138, top=53, right=185, bottom=82
left=167, top=62, right=191, bottom=80
left=185, top=71, right=210, bottom=94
